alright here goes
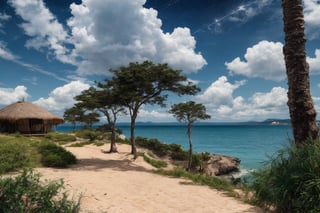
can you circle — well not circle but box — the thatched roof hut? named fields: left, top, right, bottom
left=0, top=101, right=64, bottom=134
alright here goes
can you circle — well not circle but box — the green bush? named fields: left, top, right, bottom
left=250, top=140, right=320, bottom=212
left=0, top=142, right=29, bottom=174
left=0, top=169, right=80, bottom=212
left=45, top=132, right=77, bottom=144
left=75, top=129, right=103, bottom=141
left=140, top=153, right=168, bottom=168
left=38, top=143, right=77, bottom=167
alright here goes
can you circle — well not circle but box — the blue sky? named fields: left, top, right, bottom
left=0, top=0, right=320, bottom=122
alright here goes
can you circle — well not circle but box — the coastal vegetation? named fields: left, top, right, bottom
left=169, top=101, right=211, bottom=171
left=65, top=61, right=201, bottom=158
left=250, top=139, right=320, bottom=212
left=0, top=170, right=80, bottom=212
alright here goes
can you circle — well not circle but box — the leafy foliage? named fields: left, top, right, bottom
left=250, top=140, right=320, bottom=212
left=38, top=142, right=77, bottom=167
left=139, top=153, right=168, bottom=168
left=0, top=140, right=29, bottom=174
left=109, top=60, right=200, bottom=156
left=169, top=101, right=210, bottom=171
left=75, top=129, right=104, bottom=141
left=0, top=169, right=80, bottom=212
left=45, top=132, right=77, bottom=144
left=135, top=136, right=210, bottom=170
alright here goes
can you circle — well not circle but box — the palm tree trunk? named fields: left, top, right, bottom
left=282, top=0, right=318, bottom=145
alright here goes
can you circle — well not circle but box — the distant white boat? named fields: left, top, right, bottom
left=271, top=121, right=280, bottom=125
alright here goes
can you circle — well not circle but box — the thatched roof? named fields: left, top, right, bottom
left=0, top=101, right=64, bottom=124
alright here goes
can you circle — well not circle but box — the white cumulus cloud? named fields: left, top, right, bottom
left=307, top=49, right=320, bottom=74
left=225, top=40, right=286, bottom=81
left=197, top=76, right=246, bottom=107
left=0, top=86, right=29, bottom=105
left=34, top=81, right=90, bottom=112
left=196, top=76, right=289, bottom=121
left=8, top=0, right=73, bottom=64
left=68, top=0, right=206, bottom=75
left=304, top=0, right=320, bottom=39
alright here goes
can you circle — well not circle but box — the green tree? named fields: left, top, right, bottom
left=282, top=0, right=318, bottom=144
left=63, top=106, right=84, bottom=130
left=109, top=61, right=200, bottom=157
left=169, top=101, right=211, bottom=171
left=75, top=85, right=125, bottom=152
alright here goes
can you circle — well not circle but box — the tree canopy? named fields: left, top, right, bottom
left=169, top=101, right=211, bottom=171
left=109, top=61, right=201, bottom=156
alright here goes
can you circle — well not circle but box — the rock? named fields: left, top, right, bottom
left=203, top=154, right=240, bottom=176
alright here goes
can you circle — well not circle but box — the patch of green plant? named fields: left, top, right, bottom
left=75, top=129, right=104, bottom=141
left=68, top=141, right=93, bottom=147
left=250, top=139, right=320, bottom=212
left=140, top=153, right=167, bottom=168
left=93, top=141, right=105, bottom=146
left=136, top=137, right=170, bottom=157
left=45, top=132, right=77, bottom=144
left=0, top=141, right=29, bottom=174
left=154, top=167, right=236, bottom=196
left=38, top=142, right=77, bottom=167
left=0, top=169, right=80, bottom=212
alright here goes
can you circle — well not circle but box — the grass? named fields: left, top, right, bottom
left=0, top=134, right=77, bottom=174
left=139, top=152, right=168, bottom=168
left=154, top=167, right=238, bottom=197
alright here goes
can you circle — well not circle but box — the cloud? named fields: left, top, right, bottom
left=0, top=12, right=11, bottom=29
left=225, top=40, right=286, bottom=81
left=33, top=80, right=90, bottom=112
left=8, top=0, right=73, bottom=64
left=197, top=76, right=246, bottom=107
left=0, top=42, right=68, bottom=82
left=307, top=49, right=320, bottom=74
left=0, top=86, right=29, bottom=105
left=196, top=76, right=288, bottom=121
left=304, top=0, right=320, bottom=39
left=9, top=0, right=206, bottom=75
left=210, top=0, right=273, bottom=33
left=67, top=0, right=207, bottom=74
left=0, top=42, right=17, bottom=60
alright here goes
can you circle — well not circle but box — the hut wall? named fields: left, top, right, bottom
left=17, top=119, right=30, bottom=133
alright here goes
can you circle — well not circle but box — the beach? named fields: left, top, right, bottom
left=36, top=143, right=262, bottom=213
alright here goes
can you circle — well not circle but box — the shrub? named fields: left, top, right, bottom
left=75, top=129, right=103, bottom=141
left=0, top=142, right=28, bottom=174
left=136, top=137, right=171, bottom=157
left=38, top=142, right=77, bottom=167
left=45, top=132, right=77, bottom=144
left=0, top=169, right=80, bottom=212
left=140, top=153, right=168, bottom=168
left=250, top=140, right=320, bottom=212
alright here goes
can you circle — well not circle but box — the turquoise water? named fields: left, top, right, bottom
left=118, top=124, right=292, bottom=172
left=57, top=124, right=293, bottom=172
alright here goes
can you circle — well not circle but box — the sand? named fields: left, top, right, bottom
left=36, top=143, right=262, bottom=213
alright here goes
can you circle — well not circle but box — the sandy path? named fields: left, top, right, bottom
left=36, top=144, right=262, bottom=213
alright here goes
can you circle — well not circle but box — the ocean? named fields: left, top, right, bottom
left=57, top=123, right=293, bottom=173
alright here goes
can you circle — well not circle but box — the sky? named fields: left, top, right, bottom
left=0, top=0, right=320, bottom=123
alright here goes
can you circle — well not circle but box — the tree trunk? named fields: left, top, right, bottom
left=187, top=123, right=193, bottom=171
left=282, top=0, right=318, bottom=145
left=130, top=114, right=137, bottom=157
left=109, top=124, right=117, bottom=153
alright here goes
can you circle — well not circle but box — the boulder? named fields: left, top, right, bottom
left=203, top=154, right=240, bottom=176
